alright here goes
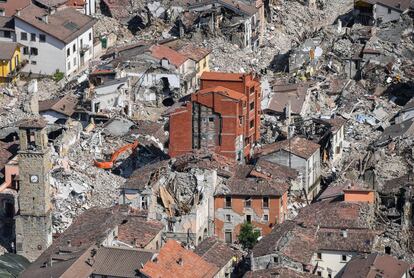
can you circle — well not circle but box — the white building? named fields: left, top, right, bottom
left=90, top=77, right=131, bottom=116
left=33, top=0, right=96, bottom=15
left=259, top=137, right=321, bottom=200
left=14, top=4, right=96, bottom=77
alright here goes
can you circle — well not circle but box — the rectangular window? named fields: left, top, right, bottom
left=67, top=61, right=71, bottom=70
left=246, top=215, right=251, bottom=223
left=239, top=117, right=243, bottom=126
left=30, top=33, right=35, bottom=41
left=30, top=47, right=38, bottom=56
left=388, top=8, right=392, bottom=14
left=39, top=34, right=46, bottom=42
left=317, top=253, right=322, bottom=260
left=250, top=86, right=255, bottom=94
left=250, top=120, right=254, bottom=129
left=73, top=44, right=76, bottom=52
left=317, top=271, right=322, bottom=277
left=4, top=31, right=11, bottom=38
left=341, top=255, right=347, bottom=262
left=89, top=32, right=92, bottom=41
left=31, top=60, right=37, bottom=65
left=225, top=230, right=232, bottom=243
left=73, top=57, right=76, bottom=66
left=263, top=197, right=269, bottom=208
left=263, top=214, right=269, bottom=221
left=250, top=101, right=254, bottom=111
left=225, top=214, right=231, bottom=222
left=23, top=47, right=29, bottom=55
left=21, top=32, right=27, bottom=41
left=67, top=48, right=70, bottom=57
left=273, top=257, right=278, bottom=263
left=225, top=196, right=231, bottom=208
left=0, top=9, right=4, bottom=16
left=245, top=197, right=251, bottom=208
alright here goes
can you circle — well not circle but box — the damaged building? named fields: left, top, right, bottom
left=120, top=152, right=236, bottom=246
left=251, top=190, right=378, bottom=277
left=172, top=0, right=265, bottom=50
left=168, top=71, right=261, bottom=161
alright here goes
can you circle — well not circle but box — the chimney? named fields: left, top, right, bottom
left=16, top=10, right=21, bottom=16
left=341, top=229, right=348, bottom=238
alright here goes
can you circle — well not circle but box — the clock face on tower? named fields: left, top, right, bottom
left=30, top=175, right=39, bottom=183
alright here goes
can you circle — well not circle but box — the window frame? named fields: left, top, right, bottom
left=39, top=34, right=46, bottom=42
left=263, top=196, right=269, bottom=208
left=21, top=32, right=27, bottom=41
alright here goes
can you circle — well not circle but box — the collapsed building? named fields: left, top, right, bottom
left=120, top=152, right=236, bottom=246
left=103, top=39, right=210, bottom=107
left=171, top=0, right=266, bottom=50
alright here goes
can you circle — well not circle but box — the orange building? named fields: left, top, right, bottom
left=168, top=71, right=261, bottom=161
left=344, top=183, right=375, bottom=204
left=214, top=178, right=289, bottom=243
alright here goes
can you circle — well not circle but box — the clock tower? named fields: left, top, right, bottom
left=15, top=118, right=52, bottom=262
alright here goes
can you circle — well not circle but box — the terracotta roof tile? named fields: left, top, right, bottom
left=342, top=253, right=410, bottom=278
left=244, top=267, right=318, bottom=278
left=0, top=0, right=30, bottom=16
left=201, top=71, right=244, bottom=82
left=93, top=247, right=155, bottom=278
left=39, top=94, right=78, bottom=117
left=15, top=5, right=96, bottom=44
left=257, top=137, right=320, bottom=159
left=117, top=216, right=164, bottom=248
left=178, top=44, right=211, bottom=62
left=141, top=240, right=219, bottom=278
left=196, top=86, right=247, bottom=101
left=194, top=237, right=241, bottom=269
left=150, top=45, right=188, bottom=67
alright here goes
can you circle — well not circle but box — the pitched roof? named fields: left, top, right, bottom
left=0, top=16, right=14, bottom=31
left=194, top=237, right=240, bottom=269
left=150, top=45, right=188, bottom=67
left=39, top=94, right=78, bottom=117
left=196, top=86, right=247, bottom=101
left=342, top=253, right=410, bottom=278
left=117, top=216, right=164, bottom=248
left=250, top=158, right=298, bottom=182
left=0, top=42, right=19, bottom=60
left=201, top=71, right=244, bottom=82
left=141, top=240, right=219, bottom=278
left=316, top=228, right=377, bottom=253
left=35, top=0, right=68, bottom=8
left=21, top=206, right=154, bottom=278
left=244, top=267, right=319, bottom=278
left=252, top=220, right=297, bottom=257
left=264, top=83, right=308, bottom=115
left=257, top=137, right=320, bottom=160
left=295, top=200, right=372, bottom=229
left=0, top=0, right=30, bottom=17
left=15, top=5, right=96, bottom=44
left=177, top=44, right=211, bottom=62
left=92, top=247, right=155, bottom=278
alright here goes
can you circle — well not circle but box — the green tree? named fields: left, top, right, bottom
left=238, top=222, right=260, bottom=249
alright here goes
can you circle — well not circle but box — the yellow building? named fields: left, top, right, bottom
left=176, top=43, right=211, bottom=86
left=0, top=42, right=21, bottom=83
